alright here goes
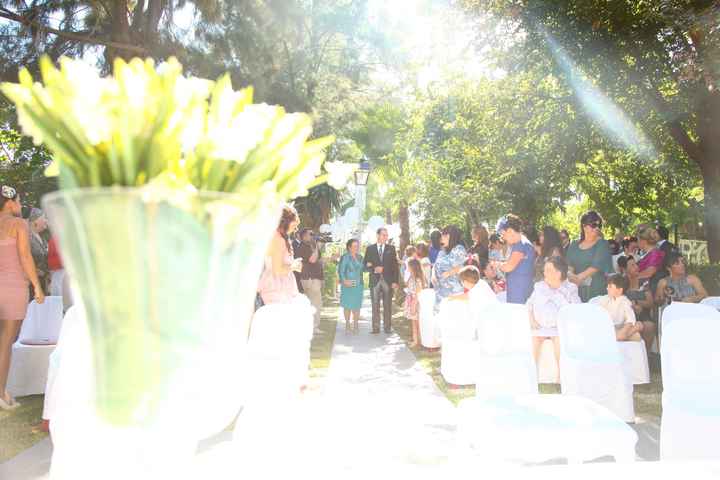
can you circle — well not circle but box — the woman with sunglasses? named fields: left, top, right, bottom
left=566, top=211, right=613, bottom=302
left=655, top=252, right=707, bottom=305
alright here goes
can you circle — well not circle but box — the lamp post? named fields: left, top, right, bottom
left=354, top=160, right=371, bottom=240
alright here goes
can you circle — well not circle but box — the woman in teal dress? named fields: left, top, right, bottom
left=338, top=238, right=364, bottom=333
left=566, top=211, right=614, bottom=302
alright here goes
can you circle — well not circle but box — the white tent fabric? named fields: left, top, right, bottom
left=438, top=299, right=477, bottom=386
left=557, top=304, right=635, bottom=422
left=475, top=303, right=537, bottom=396
left=6, top=296, right=64, bottom=396
left=661, top=305, right=720, bottom=461
left=245, top=296, right=315, bottom=400
left=700, top=296, right=720, bottom=311
left=456, top=394, right=638, bottom=464
left=418, top=289, right=440, bottom=348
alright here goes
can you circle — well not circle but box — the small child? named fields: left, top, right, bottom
left=597, top=274, right=644, bottom=341
left=449, top=265, right=496, bottom=303
left=478, top=258, right=506, bottom=294
left=402, top=245, right=417, bottom=284
left=405, top=258, right=426, bottom=348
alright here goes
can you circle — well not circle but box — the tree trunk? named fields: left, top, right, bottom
left=105, top=1, right=134, bottom=63
left=697, top=90, right=720, bottom=263
left=385, top=208, right=392, bottom=225
left=398, top=202, right=410, bottom=254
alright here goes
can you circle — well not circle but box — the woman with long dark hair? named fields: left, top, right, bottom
left=257, top=204, right=303, bottom=305
left=1, top=186, right=44, bottom=410
left=432, top=225, right=467, bottom=306
left=496, top=214, right=536, bottom=304
left=470, top=225, right=490, bottom=263
left=566, top=211, right=613, bottom=302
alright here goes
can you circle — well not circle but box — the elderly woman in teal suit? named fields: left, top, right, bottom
left=338, top=238, right=364, bottom=333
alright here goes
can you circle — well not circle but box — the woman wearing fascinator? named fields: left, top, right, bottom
left=0, top=185, right=45, bottom=410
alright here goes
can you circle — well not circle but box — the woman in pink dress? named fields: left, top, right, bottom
left=636, top=224, right=665, bottom=287
left=0, top=186, right=45, bottom=410
left=257, top=205, right=303, bottom=305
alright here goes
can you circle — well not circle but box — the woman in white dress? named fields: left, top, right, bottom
left=526, top=256, right=581, bottom=382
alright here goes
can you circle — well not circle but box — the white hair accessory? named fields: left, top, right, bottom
left=1, top=185, right=16, bottom=199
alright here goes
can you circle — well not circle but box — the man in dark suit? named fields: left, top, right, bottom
left=364, top=227, right=399, bottom=334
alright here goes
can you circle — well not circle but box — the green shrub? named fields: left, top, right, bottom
left=688, top=263, right=720, bottom=296
left=323, top=261, right=338, bottom=299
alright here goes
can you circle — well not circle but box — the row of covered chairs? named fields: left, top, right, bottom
left=421, top=290, right=720, bottom=463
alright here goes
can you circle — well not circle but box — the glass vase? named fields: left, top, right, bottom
left=42, top=187, right=280, bottom=478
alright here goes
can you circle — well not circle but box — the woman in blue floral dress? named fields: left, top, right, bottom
left=432, top=225, right=467, bottom=309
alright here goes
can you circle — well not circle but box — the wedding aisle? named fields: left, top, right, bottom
left=198, top=292, right=459, bottom=477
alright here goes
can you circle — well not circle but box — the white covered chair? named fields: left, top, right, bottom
left=496, top=291, right=507, bottom=303
left=43, top=305, right=86, bottom=421
left=475, top=303, right=537, bottom=396
left=418, top=289, right=440, bottom=349
left=537, top=338, right=559, bottom=384
left=457, top=305, right=637, bottom=464
left=438, top=299, right=477, bottom=386
left=557, top=304, right=635, bottom=422
left=587, top=295, right=650, bottom=385
left=700, top=296, right=720, bottom=311
left=456, top=394, right=638, bottom=464
left=7, top=296, right=64, bottom=396
left=660, top=304, right=720, bottom=461
left=245, top=296, right=314, bottom=400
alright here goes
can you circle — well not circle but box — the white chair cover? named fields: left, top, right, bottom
left=457, top=394, right=638, bottom=464
left=661, top=306, right=720, bottom=460
left=49, top=269, right=66, bottom=297
left=475, top=303, right=537, bottom=396
left=537, top=338, right=559, bottom=384
left=557, top=304, right=635, bottom=422
left=700, top=296, right=720, bottom=311
left=245, top=296, right=314, bottom=400
left=418, top=289, right=440, bottom=348
left=43, top=305, right=86, bottom=421
left=6, top=296, right=65, bottom=396
left=438, top=299, right=477, bottom=385
left=618, top=341, right=650, bottom=385
left=588, top=296, right=650, bottom=384
left=661, top=302, right=713, bottom=329
left=496, top=291, right=507, bottom=303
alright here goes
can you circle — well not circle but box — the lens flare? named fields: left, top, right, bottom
left=543, top=30, right=656, bottom=159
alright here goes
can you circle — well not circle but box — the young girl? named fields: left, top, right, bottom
left=405, top=258, right=426, bottom=348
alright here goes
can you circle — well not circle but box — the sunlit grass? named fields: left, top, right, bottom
left=0, top=394, right=47, bottom=463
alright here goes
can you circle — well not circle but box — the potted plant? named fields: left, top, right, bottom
left=2, top=56, right=347, bottom=477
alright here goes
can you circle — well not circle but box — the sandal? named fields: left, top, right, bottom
left=0, top=393, right=20, bottom=410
